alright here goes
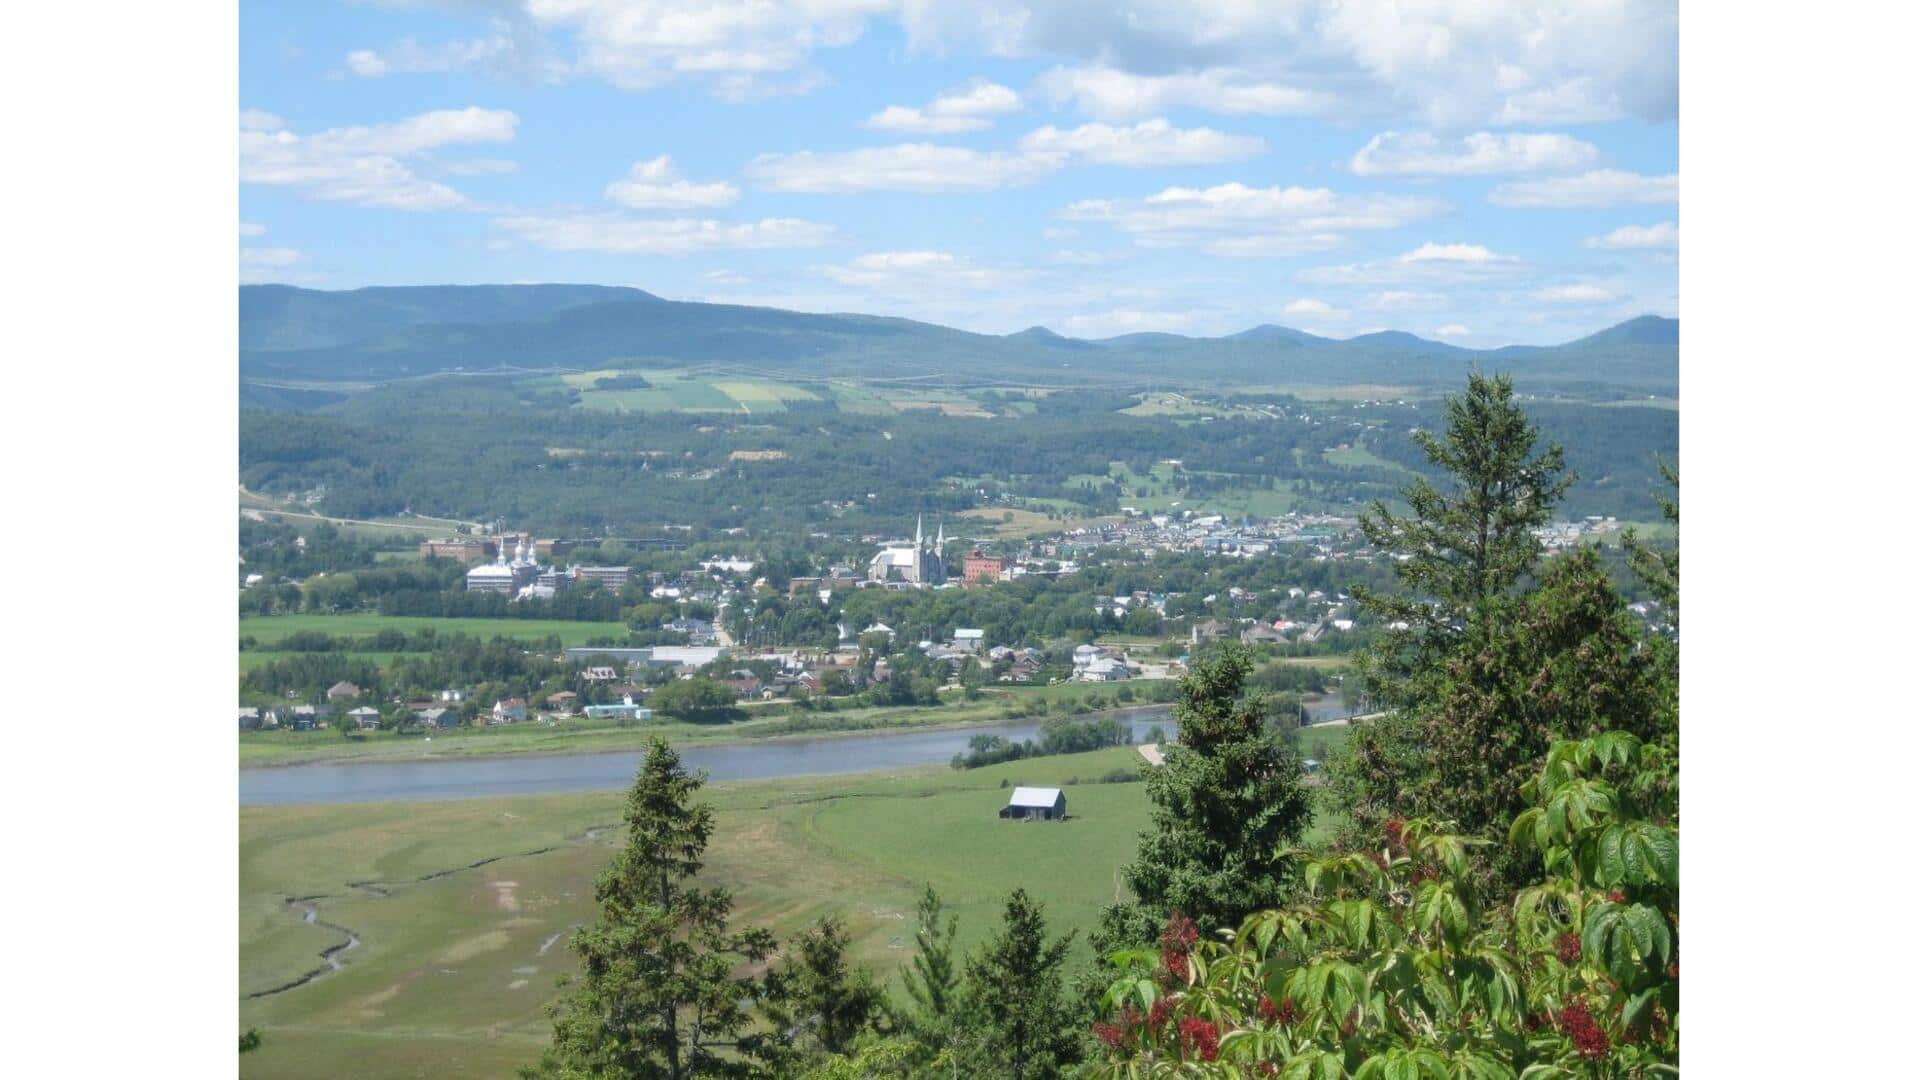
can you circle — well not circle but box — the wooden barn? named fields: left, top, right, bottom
left=999, top=786, right=1067, bottom=821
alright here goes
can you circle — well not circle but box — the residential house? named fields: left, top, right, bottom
left=491, top=698, right=529, bottom=725
left=415, top=706, right=456, bottom=729
left=545, top=690, right=579, bottom=715
left=238, top=707, right=261, bottom=731
left=326, top=681, right=362, bottom=703
left=1191, top=618, right=1227, bottom=644
left=347, top=706, right=382, bottom=730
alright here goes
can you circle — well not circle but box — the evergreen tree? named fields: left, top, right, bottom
left=529, top=736, right=775, bottom=1080
left=899, top=884, right=960, bottom=1028
left=1097, top=641, right=1313, bottom=949
left=757, top=915, right=885, bottom=1071
left=959, top=890, right=1082, bottom=1080
left=1352, top=371, right=1571, bottom=710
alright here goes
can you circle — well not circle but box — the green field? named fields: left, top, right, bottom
left=240, top=747, right=1184, bottom=1078
left=1324, top=443, right=1412, bottom=472
left=240, top=613, right=627, bottom=648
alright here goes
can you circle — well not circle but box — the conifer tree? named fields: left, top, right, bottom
left=756, top=915, right=885, bottom=1071
left=1098, top=641, right=1312, bottom=948
left=899, top=884, right=960, bottom=1028
left=960, top=890, right=1082, bottom=1080
left=529, top=737, right=774, bottom=1080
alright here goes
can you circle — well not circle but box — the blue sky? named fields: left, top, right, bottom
left=240, top=2, right=1678, bottom=345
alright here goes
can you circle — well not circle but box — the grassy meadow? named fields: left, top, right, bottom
left=240, top=747, right=1192, bottom=1078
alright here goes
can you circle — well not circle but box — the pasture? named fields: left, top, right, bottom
left=239, top=748, right=1169, bottom=1078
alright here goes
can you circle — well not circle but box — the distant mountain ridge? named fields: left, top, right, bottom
left=239, top=284, right=1677, bottom=397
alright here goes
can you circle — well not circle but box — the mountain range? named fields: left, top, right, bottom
left=240, top=284, right=1677, bottom=397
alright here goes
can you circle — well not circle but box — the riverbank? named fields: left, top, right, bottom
left=239, top=684, right=1187, bottom=768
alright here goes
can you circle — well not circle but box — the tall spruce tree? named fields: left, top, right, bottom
left=1331, top=374, right=1675, bottom=893
left=959, top=890, right=1082, bottom=1080
left=756, top=915, right=885, bottom=1072
left=899, top=884, right=960, bottom=1028
left=529, top=736, right=774, bottom=1080
left=1097, top=641, right=1313, bottom=949
left=1351, top=371, right=1571, bottom=709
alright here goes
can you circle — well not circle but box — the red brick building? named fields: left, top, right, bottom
left=962, top=550, right=1008, bottom=585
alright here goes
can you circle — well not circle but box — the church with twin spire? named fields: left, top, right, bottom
left=865, top=515, right=948, bottom=587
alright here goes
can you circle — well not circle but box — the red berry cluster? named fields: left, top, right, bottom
left=1148, top=997, right=1176, bottom=1030
left=1160, top=911, right=1199, bottom=982
left=1559, top=1001, right=1611, bottom=1060
left=1177, top=1017, right=1221, bottom=1062
left=1256, top=994, right=1299, bottom=1026
left=1091, top=1006, right=1143, bottom=1050
left=1555, top=931, right=1582, bottom=966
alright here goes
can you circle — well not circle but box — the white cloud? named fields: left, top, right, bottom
left=1033, top=66, right=1327, bottom=121
left=524, top=0, right=890, bottom=100
left=238, top=109, right=284, bottom=132
left=1363, top=290, right=1447, bottom=311
left=866, top=81, right=1022, bottom=133
left=604, top=156, right=740, bottom=209
left=439, top=158, right=521, bottom=177
left=344, top=34, right=523, bottom=79
left=494, top=212, right=835, bottom=254
left=1282, top=298, right=1343, bottom=318
left=239, top=106, right=519, bottom=210
left=1298, top=243, right=1524, bottom=285
left=239, top=246, right=303, bottom=283
left=1490, top=169, right=1678, bottom=208
left=1064, top=182, right=1443, bottom=257
left=817, top=250, right=1028, bottom=293
left=1059, top=308, right=1194, bottom=337
left=1349, top=130, right=1598, bottom=176
left=1533, top=284, right=1615, bottom=304
left=907, top=2, right=1678, bottom=127
left=1433, top=323, right=1472, bottom=338
left=746, top=143, right=1062, bottom=193
left=701, top=269, right=752, bottom=286
left=1586, top=220, right=1679, bottom=250
left=1019, top=118, right=1265, bottom=167
left=238, top=221, right=267, bottom=237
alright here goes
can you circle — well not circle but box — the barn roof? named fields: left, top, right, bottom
left=1006, top=786, right=1064, bottom=808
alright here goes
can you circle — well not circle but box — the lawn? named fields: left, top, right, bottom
left=239, top=613, right=627, bottom=648
left=238, top=748, right=1170, bottom=1078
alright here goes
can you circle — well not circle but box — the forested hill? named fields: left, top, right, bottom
left=240, top=284, right=1677, bottom=397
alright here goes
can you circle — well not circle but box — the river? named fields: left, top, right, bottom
left=240, top=697, right=1357, bottom=806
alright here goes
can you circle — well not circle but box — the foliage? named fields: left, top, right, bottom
left=958, top=889, right=1085, bottom=1080
left=899, top=884, right=961, bottom=1030
left=651, top=677, right=741, bottom=723
left=1099, top=642, right=1314, bottom=947
left=239, top=1028, right=262, bottom=1054
left=528, top=737, right=776, bottom=1079
left=756, top=915, right=887, bottom=1072
left=1087, top=731, right=1678, bottom=1078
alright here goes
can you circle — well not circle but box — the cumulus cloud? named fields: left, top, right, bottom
left=493, top=212, right=834, bottom=254
left=1282, top=298, right=1343, bottom=318
left=524, top=0, right=889, bottom=99
left=238, top=106, right=519, bottom=210
left=1059, top=308, right=1194, bottom=337
left=1490, top=169, right=1678, bottom=208
left=1064, top=182, right=1444, bottom=257
left=1586, top=220, right=1679, bottom=250
left=1533, top=284, right=1616, bottom=304
left=906, top=1, right=1678, bottom=128
left=345, top=33, right=524, bottom=79
left=1033, top=66, right=1327, bottom=121
left=746, top=143, right=1062, bottom=193
left=1433, top=323, right=1472, bottom=338
left=1297, top=242, right=1525, bottom=285
left=238, top=221, right=267, bottom=237
left=866, top=81, right=1022, bottom=133
left=817, top=250, right=1030, bottom=294
left=1362, top=290, right=1447, bottom=311
left=1018, top=118, right=1265, bottom=167
left=604, top=156, right=739, bottom=209
left=239, top=246, right=303, bottom=283
left=1349, top=130, right=1598, bottom=176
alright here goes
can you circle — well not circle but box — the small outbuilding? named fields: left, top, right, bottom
left=999, top=786, right=1067, bottom=821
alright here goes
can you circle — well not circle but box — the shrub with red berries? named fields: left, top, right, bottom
left=1082, top=731, right=1676, bottom=1079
